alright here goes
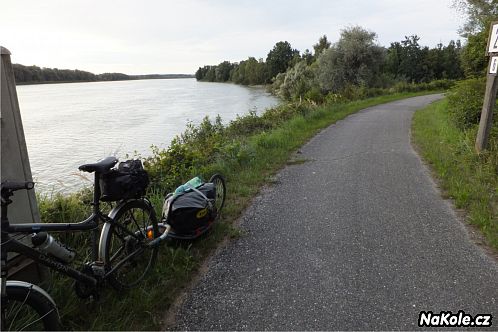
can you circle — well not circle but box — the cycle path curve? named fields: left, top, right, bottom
left=171, top=94, right=498, bottom=330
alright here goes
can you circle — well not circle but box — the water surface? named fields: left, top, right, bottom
left=16, top=78, right=279, bottom=194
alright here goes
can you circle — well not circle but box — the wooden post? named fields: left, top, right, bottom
left=475, top=22, right=498, bottom=152
left=475, top=62, right=498, bottom=152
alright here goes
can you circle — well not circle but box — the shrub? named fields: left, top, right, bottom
left=304, top=87, right=324, bottom=103
left=447, top=78, right=486, bottom=130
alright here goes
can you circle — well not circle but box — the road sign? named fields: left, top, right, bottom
left=488, top=22, right=498, bottom=53
left=491, top=57, right=498, bottom=74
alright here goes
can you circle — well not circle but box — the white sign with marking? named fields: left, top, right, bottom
left=489, top=23, right=498, bottom=53
left=490, top=57, right=498, bottom=74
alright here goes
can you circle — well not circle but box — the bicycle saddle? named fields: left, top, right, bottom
left=78, top=157, right=118, bottom=173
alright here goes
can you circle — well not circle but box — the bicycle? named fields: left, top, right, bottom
left=1, top=157, right=171, bottom=331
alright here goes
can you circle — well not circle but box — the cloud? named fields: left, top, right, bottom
left=1, top=0, right=464, bottom=74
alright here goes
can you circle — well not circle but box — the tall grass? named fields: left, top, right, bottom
left=34, top=90, right=444, bottom=330
left=412, top=99, right=498, bottom=250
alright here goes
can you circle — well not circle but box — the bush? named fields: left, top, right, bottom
left=447, top=78, right=486, bottom=130
left=389, top=79, right=455, bottom=94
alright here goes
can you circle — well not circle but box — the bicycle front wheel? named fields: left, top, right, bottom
left=1, top=281, right=60, bottom=331
left=103, top=199, right=159, bottom=290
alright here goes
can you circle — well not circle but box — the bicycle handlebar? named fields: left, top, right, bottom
left=1, top=181, right=35, bottom=210
left=1, top=180, right=35, bottom=193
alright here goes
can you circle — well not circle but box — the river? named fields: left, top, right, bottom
left=16, top=78, right=279, bottom=194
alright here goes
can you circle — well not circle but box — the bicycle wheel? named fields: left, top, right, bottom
left=1, top=281, right=60, bottom=331
left=208, top=174, right=226, bottom=217
left=103, top=199, right=159, bottom=290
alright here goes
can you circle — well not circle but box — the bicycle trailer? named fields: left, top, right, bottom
left=162, top=178, right=217, bottom=238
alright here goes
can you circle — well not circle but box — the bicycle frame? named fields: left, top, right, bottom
left=1, top=172, right=156, bottom=290
left=1, top=234, right=98, bottom=287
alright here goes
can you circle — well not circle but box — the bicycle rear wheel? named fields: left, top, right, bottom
left=102, top=199, right=159, bottom=290
left=208, top=174, right=226, bottom=218
left=1, top=281, right=60, bottom=331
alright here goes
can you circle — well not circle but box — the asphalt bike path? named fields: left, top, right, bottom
left=172, top=95, right=498, bottom=330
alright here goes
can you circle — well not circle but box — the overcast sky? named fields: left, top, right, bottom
left=1, top=0, right=465, bottom=75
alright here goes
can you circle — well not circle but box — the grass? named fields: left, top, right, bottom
left=35, top=90, right=444, bottom=330
left=412, top=98, right=498, bottom=251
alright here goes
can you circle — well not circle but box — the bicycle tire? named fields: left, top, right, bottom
left=1, top=281, right=60, bottom=331
left=208, top=174, right=226, bottom=218
left=103, top=199, right=159, bottom=290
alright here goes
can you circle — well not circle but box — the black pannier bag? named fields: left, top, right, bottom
left=166, top=183, right=216, bottom=234
left=100, top=159, right=149, bottom=201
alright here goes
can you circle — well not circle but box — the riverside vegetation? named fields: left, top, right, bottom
left=28, top=0, right=498, bottom=329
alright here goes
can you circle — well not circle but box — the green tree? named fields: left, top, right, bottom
left=266, top=41, right=300, bottom=81
left=313, top=35, right=331, bottom=57
left=316, top=26, right=386, bottom=93
left=244, top=57, right=267, bottom=85
left=215, top=61, right=234, bottom=82
left=454, top=0, right=498, bottom=36
left=399, top=35, right=424, bottom=82
left=204, top=66, right=216, bottom=81
left=454, top=0, right=498, bottom=77
left=460, top=27, right=490, bottom=76
left=302, top=49, right=314, bottom=64
left=442, top=40, right=464, bottom=79
left=275, top=60, right=316, bottom=100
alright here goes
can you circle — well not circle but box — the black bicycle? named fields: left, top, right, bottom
left=1, top=157, right=171, bottom=331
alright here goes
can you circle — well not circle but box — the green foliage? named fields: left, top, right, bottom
left=215, top=61, right=235, bottom=82
left=196, top=26, right=466, bottom=103
left=386, top=37, right=464, bottom=83
left=454, top=0, right=497, bottom=77
left=232, top=58, right=267, bottom=85
left=312, top=35, right=331, bottom=57
left=13, top=64, right=101, bottom=83
left=454, top=0, right=498, bottom=36
left=13, top=64, right=189, bottom=84
left=460, top=27, right=489, bottom=77
left=447, top=78, right=486, bottom=129
left=196, top=58, right=267, bottom=85
left=265, top=41, right=300, bottom=80
left=316, top=26, right=386, bottom=93
left=273, top=60, right=316, bottom=100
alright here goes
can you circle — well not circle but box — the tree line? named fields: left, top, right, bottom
left=13, top=64, right=193, bottom=84
left=196, top=33, right=465, bottom=96
left=196, top=0, right=491, bottom=102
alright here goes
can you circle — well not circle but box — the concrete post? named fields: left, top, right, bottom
left=1, top=46, right=40, bottom=224
left=1, top=46, right=47, bottom=281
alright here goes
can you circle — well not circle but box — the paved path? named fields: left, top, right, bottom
left=172, top=95, right=498, bottom=330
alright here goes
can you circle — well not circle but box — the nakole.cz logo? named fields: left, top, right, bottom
left=419, top=311, right=492, bottom=328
